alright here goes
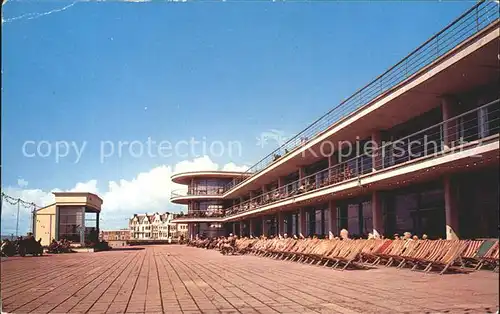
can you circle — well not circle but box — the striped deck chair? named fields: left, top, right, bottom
left=295, top=239, right=315, bottom=262
left=330, top=240, right=360, bottom=269
left=480, top=240, right=499, bottom=272
left=298, top=239, right=321, bottom=263
left=373, top=240, right=401, bottom=266
left=365, top=240, right=393, bottom=265
left=286, top=239, right=307, bottom=261
left=264, top=239, right=280, bottom=257
left=431, top=240, right=470, bottom=275
left=333, top=240, right=368, bottom=270
left=307, top=240, right=330, bottom=265
left=358, top=239, right=382, bottom=263
left=381, top=240, right=407, bottom=267
left=395, top=240, right=422, bottom=269
left=409, top=240, right=466, bottom=274
left=281, top=239, right=298, bottom=260
left=458, top=239, right=483, bottom=269
left=311, top=240, right=336, bottom=265
left=322, top=240, right=347, bottom=267
left=404, top=240, right=436, bottom=270
left=273, top=239, right=291, bottom=259
left=276, top=239, right=294, bottom=259
left=411, top=240, right=449, bottom=272
left=475, top=239, right=499, bottom=271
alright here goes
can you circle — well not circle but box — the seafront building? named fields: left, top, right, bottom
left=171, top=2, right=499, bottom=241
left=129, top=212, right=188, bottom=241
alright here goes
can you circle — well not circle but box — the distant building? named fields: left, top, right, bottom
left=34, top=192, right=103, bottom=247
left=100, top=229, right=130, bottom=248
left=129, top=212, right=188, bottom=241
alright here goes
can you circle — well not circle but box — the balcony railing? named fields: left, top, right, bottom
left=176, top=210, right=225, bottom=219
left=225, top=99, right=499, bottom=218
left=223, top=1, right=499, bottom=193
left=171, top=187, right=225, bottom=199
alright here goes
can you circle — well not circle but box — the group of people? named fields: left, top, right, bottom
left=47, top=239, right=73, bottom=254
left=187, top=234, right=238, bottom=254
left=186, top=229, right=432, bottom=252
left=0, top=233, right=43, bottom=257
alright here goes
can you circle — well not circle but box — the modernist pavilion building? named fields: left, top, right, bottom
left=172, top=2, right=499, bottom=241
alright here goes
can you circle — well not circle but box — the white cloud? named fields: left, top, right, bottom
left=1, top=156, right=249, bottom=235
left=222, top=162, right=249, bottom=172
left=17, top=178, right=28, bottom=188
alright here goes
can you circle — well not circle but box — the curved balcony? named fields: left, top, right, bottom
left=170, top=187, right=225, bottom=204
left=171, top=171, right=252, bottom=185
left=224, top=100, right=499, bottom=220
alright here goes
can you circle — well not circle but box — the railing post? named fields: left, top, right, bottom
left=441, top=96, right=458, bottom=150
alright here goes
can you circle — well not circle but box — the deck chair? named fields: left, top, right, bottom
left=474, top=239, right=498, bottom=271
left=395, top=240, right=422, bottom=269
left=332, top=240, right=367, bottom=270
left=480, top=240, right=499, bottom=272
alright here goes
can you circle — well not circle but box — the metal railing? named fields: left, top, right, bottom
left=223, top=1, right=499, bottom=193
left=171, top=187, right=225, bottom=199
left=176, top=210, right=225, bottom=219
left=224, top=99, right=499, bottom=218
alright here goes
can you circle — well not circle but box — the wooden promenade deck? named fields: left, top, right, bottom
left=1, top=245, right=498, bottom=314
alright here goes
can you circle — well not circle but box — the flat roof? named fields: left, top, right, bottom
left=171, top=171, right=252, bottom=185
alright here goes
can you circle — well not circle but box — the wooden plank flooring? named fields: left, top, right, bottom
left=1, top=245, right=498, bottom=313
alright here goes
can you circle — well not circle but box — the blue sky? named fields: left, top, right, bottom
left=1, top=0, right=474, bottom=233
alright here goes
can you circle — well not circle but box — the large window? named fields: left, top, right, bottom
left=58, top=206, right=82, bottom=242
left=191, top=179, right=230, bottom=195
left=192, top=201, right=224, bottom=216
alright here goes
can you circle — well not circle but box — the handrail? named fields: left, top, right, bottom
left=223, top=1, right=499, bottom=193
left=224, top=99, right=499, bottom=218
left=171, top=187, right=225, bottom=198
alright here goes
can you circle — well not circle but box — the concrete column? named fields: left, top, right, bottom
left=249, top=191, right=255, bottom=200
left=262, top=216, right=267, bottom=236
left=232, top=222, right=236, bottom=236
left=372, top=191, right=384, bottom=238
left=328, top=200, right=337, bottom=237
left=278, top=176, right=284, bottom=187
left=239, top=221, right=244, bottom=237
left=299, top=167, right=306, bottom=180
left=299, top=208, right=307, bottom=236
left=190, top=224, right=195, bottom=240
left=249, top=219, right=254, bottom=237
left=96, top=212, right=100, bottom=236
left=328, top=153, right=338, bottom=180
left=287, top=214, right=293, bottom=235
left=262, top=185, right=268, bottom=194
left=441, top=96, right=458, bottom=150
left=372, top=131, right=382, bottom=171
left=477, top=97, right=489, bottom=138
left=80, top=207, right=86, bottom=246
left=444, top=175, right=459, bottom=240
left=278, top=212, right=285, bottom=236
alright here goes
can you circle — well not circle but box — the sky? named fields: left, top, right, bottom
left=1, top=0, right=476, bottom=235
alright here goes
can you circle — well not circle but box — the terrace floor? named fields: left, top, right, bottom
left=1, top=245, right=498, bottom=314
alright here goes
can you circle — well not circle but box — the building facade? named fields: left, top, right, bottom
left=129, top=212, right=187, bottom=240
left=100, top=229, right=130, bottom=248
left=172, top=2, right=499, bottom=241
left=34, top=192, right=103, bottom=246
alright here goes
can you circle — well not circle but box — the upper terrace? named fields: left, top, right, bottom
left=170, top=170, right=251, bottom=204
left=221, top=1, right=499, bottom=199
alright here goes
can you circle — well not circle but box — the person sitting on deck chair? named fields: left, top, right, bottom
left=221, top=234, right=235, bottom=255
left=340, top=229, right=349, bottom=240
